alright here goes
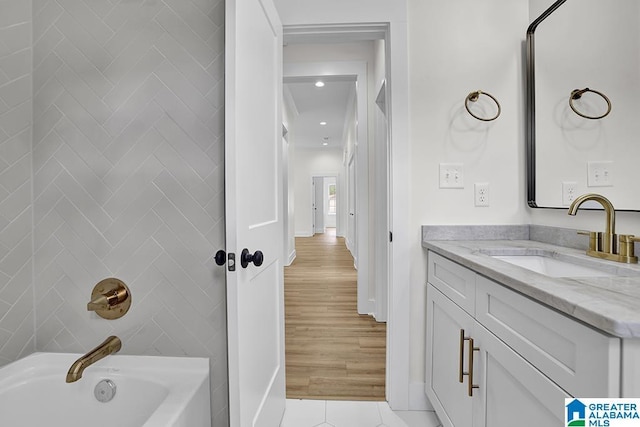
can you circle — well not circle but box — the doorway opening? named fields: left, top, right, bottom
left=281, top=27, right=391, bottom=401
left=284, top=229, right=386, bottom=400
left=312, top=176, right=338, bottom=235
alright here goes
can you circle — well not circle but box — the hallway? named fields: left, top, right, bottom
left=284, top=229, right=386, bottom=400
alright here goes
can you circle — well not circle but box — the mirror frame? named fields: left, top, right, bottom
left=525, top=0, right=567, bottom=210
left=526, top=0, right=640, bottom=212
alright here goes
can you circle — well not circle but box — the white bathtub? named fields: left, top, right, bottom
left=0, top=352, right=210, bottom=427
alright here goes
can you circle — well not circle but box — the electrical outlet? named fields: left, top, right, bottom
left=474, top=182, right=489, bottom=207
left=562, top=181, right=577, bottom=206
left=587, top=161, right=613, bottom=187
left=439, top=163, right=464, bottom=188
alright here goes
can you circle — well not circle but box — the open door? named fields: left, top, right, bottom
left=225, top=0, right=285, bottom=426
left=313, top=177, right=325, bottom=234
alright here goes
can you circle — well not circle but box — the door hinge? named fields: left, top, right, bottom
left=389, top=231, right=393, bottom=242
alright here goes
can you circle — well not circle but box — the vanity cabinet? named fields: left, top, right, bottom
left=425, top=251, right=620, bottom=427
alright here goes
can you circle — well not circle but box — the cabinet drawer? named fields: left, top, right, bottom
left=475, top=275, right=620, bottom=397
left=428, top=252, right=476, bottom=315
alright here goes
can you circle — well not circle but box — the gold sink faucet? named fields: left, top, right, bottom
left=568, top=193, right=639, bottom=263
left=66, top=335, right=122, bottom=383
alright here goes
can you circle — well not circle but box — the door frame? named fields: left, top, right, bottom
left=282, top=23, right=415, bottom=409
left=311, top=174, right=339, bottom=235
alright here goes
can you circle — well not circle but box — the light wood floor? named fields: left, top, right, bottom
left=284, top=229, right=386, bottom=401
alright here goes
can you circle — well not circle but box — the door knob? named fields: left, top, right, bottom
left=215, top=250, right=226, bottom=266
left=214, top=250, right=235, bottom=271
left=241, top=249, right=264, bottom=268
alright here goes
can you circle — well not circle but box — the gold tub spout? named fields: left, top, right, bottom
left=66, top=336, right=122, bottom=383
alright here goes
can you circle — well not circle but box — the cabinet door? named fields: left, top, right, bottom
left=472, top=323, right=568, bottom=427
left=426, top=284, right=474, bottom=427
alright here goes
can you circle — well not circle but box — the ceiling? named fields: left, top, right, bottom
left=284, top=76, right=356, bottom=150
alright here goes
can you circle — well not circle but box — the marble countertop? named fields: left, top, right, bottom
left=422, top=238, right=640, bottom=339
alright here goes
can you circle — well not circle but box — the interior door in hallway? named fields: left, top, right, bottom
left=225, top=0, right=285, bottom=425
left=313, top=176, right=325, bottom=234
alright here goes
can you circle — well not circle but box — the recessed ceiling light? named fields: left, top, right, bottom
left=320, top=121, right=327, bottom=126
left=315, top=81, right=325, bottom=88
left=322, top=142, right=329, bottom=146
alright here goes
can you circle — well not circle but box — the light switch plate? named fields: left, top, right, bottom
left=439, top=163, right=464, bottom=188
left=587, top=161, right=613, bottom=187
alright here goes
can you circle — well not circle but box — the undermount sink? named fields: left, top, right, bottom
left=491, top=254, right=614, bottom=278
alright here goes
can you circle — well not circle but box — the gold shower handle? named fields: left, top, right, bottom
left=87, top=278, right=131, bottom=320
left=87, top=287, right=127, bottom=310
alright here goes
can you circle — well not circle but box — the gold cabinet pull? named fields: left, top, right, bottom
left=467, top=337, right=480, bottom=397
left=459, top=329, right=466, bottom=383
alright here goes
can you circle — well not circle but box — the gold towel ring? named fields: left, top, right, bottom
left=465, top=90, right=501, bottom=122
left=569, top=88, right=611, bottom=120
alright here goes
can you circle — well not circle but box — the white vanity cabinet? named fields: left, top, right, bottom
left=425, top=251, right=621, bottom=427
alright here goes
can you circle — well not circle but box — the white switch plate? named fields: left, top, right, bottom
left=562, top=181, right=577, bottom=206
left=439, top=163, right=464, bottom=188
left=587, top=161, right=613, bottom=187
left=474, top=183, right=489, bottom=207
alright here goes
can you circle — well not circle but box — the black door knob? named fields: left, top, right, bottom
left=215, top=250, right=226, bottom=266
left=241, top=249, right=264, bottom=268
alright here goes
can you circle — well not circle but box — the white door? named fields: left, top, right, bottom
left=225, top=0, right=285, bottom=426
left=347, top=154, right=357, bottom=261
left=313, top=177, right=325, bottom=234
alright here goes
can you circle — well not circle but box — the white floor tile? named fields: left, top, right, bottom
left=280, top=399, right=326, bottom=427
left=280, top=399, right=439, bottom=427
left=378, top=402, right=410, bottom=427
left=394, top=410, right=441, bottom=427
left=326, top=400, right=382, bottom=427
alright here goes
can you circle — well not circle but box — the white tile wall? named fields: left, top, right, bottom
left=30, top=0, right=227, bottom=425
left=0, top=0, right=35, bottom=367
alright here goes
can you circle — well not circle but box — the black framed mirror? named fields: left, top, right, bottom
left=526, top=0, right=640, bottom=211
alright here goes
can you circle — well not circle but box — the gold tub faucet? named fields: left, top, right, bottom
left=66, top=335, right=122, bottom=383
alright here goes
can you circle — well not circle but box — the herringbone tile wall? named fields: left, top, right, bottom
left=5, top=0, right=228, bottom=424
left=0, top=0, right=36, bottom=368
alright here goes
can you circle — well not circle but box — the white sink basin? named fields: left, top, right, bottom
left=492, top=255, right=614, bottom=278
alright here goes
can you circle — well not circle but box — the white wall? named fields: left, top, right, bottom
left=273, top=0, right=406, bottom=24
left=0, top=0, right=34, bottom=366
left=372, top=39, right=389, bottom=322
left=408, top=0, right=531, bottom=391
left=293, top=148, right=343, bottom=236
left=282, top=91, right=296, bottom=264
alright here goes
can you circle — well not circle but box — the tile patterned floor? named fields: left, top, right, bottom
left=280, top=399, right=442, bottom=427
